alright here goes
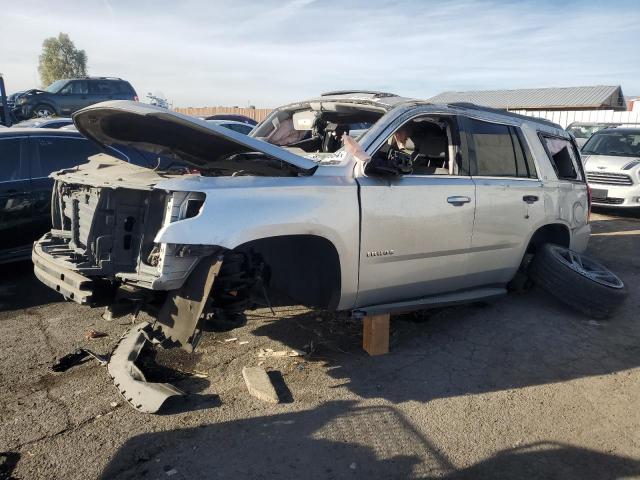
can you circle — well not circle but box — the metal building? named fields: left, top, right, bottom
left=428, top=85, right=627, bottom=111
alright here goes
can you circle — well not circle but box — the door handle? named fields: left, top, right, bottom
left=523, top=195, right=539, bottom=204
left=447, top=196, right=471, bottom=206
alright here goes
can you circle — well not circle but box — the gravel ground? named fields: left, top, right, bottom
left=1, top=211, right=639, bottom=479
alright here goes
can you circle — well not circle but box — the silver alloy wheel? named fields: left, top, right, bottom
left=548, top=245, right=624, bottom=289
left=34, top=106, right=53, bottom=117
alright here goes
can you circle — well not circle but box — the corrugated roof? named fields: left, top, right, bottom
left=428, top=86, right=626, bottom=110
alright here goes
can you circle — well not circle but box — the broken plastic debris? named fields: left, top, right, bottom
left=225, top=338, right=238, bottom=343
left=85, top=329, right=108, bottom=340
left=258, top=349, right=288, bottom=358
left=288, top=349, right=306, bottom=357
left=238, top=341, right=249, bottom=345
left=110, top=401, right=119, bottom=408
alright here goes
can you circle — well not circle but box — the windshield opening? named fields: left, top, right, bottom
left=45, top=80, right=68, bottom=93
left=254, top=105, right=384, bottom=157
left=582, top=131, right=640, bottom=157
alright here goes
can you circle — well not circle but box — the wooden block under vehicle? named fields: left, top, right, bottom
left=363, top=313, right=390, bottom=356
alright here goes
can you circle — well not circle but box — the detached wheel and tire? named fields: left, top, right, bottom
left=530, top=243, right=626, bottom=319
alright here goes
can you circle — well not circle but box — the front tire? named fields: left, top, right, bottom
left=530, top=243, right=626, bottom=319
left=32, top=104, right=55, bottom=118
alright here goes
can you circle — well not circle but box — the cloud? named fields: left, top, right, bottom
left=1, top=0, right=639, bottom=106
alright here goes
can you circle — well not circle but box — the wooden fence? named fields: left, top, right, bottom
left=173, top=106, right=273, bottom=122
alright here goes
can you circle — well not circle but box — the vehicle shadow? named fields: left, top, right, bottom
left=0, top=260, right=62, bottom=312
left=246, top=214, right=640, bottom=404
left=99, top=401, right=640, bottom=479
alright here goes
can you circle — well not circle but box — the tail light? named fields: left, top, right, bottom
left=586, top=183, right=592, bottom=224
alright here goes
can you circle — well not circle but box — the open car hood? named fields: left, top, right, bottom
left=73, top=101, right=318, bottom=175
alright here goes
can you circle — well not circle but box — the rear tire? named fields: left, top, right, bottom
left=530, top=243, right=626, bottom=319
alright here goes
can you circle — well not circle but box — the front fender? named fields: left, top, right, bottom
left=153, top=175, right=361, bottom=309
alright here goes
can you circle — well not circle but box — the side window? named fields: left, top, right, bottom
left=467, top=118, right=534, bottom=178
left=89, top=81, right=116, bottom=95
left=60, top=81, right=88, bottom=95
left=0, top=138, right=23, bottom=182
left=368, top=115, right=462, bottom=176
left=33, top=137, right=102, bottom=176
left=540, top=135, right=580, bottom=180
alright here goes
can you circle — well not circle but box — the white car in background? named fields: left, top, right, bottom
left=582, top=127, right=640, bottom=208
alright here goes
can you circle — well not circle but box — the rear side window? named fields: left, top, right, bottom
left=32, top=137, right=102, bottom=176
left=540, top=135, right=580, bottom=180
left=89, top=81, right=117, bottom=95
left=116, top=81, right=135, bottom=95
left=467, top=118, right=535, bottom=177
left=0, top=138, right=22, bottom=181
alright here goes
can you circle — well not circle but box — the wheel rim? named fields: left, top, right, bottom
left=549, top=245, right=624, bottom=289
left=34, top=107, right=52, bottom=117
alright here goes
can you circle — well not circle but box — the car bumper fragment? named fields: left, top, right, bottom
left=108, top=322, right=185, bottom=414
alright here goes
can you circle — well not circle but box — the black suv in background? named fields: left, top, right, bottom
left=0, top=128, right=176, bottom=263
left=13, top=77, right=137, bottom=119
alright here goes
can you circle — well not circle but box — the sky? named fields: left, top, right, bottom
left=1, top=0, right=639, bottom=107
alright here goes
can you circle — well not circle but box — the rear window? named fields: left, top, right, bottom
left=33, top=137, right=103, bottom=176
left=467, top=118, right=535, bottom=177
left=540, top=135, right=581, bottom=180
left=116, top=81, right=136, bottom=95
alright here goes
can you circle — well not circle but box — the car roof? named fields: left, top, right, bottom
left=594, top=127, right=640, bottom=134
left=276, top=92, right=562, bottom=131
left=0, top=127, right=83, bottom=137
left=206, top=119, right=252, bottom=126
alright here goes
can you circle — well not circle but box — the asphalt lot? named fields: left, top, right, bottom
left=1, top=211, right=639, bottom=479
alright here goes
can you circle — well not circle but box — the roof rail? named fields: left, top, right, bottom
left=81, top=76, right=123, bottom=81
left=320, top=90, right=398, bottom=98
left=447, top=102, right=561, bottom=129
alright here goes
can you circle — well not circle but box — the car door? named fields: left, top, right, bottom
left=355, top=112, right=477, bottom=308
left=0, top=136, right=32, bottom=258
left=461, top=117, right=545, bottom=284
left=88, top=80, right=116, bottom=105
left=29, top=135, right=104, bottom=239
left=57, top=80, right=89, bottom=115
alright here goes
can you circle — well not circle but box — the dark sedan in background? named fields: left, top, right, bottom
left=0, top=128, right=179, bottom=263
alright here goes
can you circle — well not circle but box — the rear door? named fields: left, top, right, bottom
left=88, top=80, right=117, bottom=103
left=58, top=80, right=89, bottom=114
left=0, top=136, right=32, bottom=257
left=29, top=135, right=104, bottom=239
left=356, top=112, right=477, bottom=308
left=462, top=117, right=545, bottom=284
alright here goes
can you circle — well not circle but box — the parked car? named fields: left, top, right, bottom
left=566, top=122, right=620, bottom=148
left=205, top=119, right=254, bottom=135
left=582, top=126, right=640, bottom=207
left=204, top=114, right=257, bottom=126
left=32, top=95, right=626, bottom=412
left=0, top=128, right=175, bottom=263
left=13, top=77, right=138, bottom=119
left=0, top=75, right=13, bottom=127
left=11, top=117, right=73, bottom=129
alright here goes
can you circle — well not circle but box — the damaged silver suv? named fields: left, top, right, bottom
left=32, top=92, right=626, bottom=412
